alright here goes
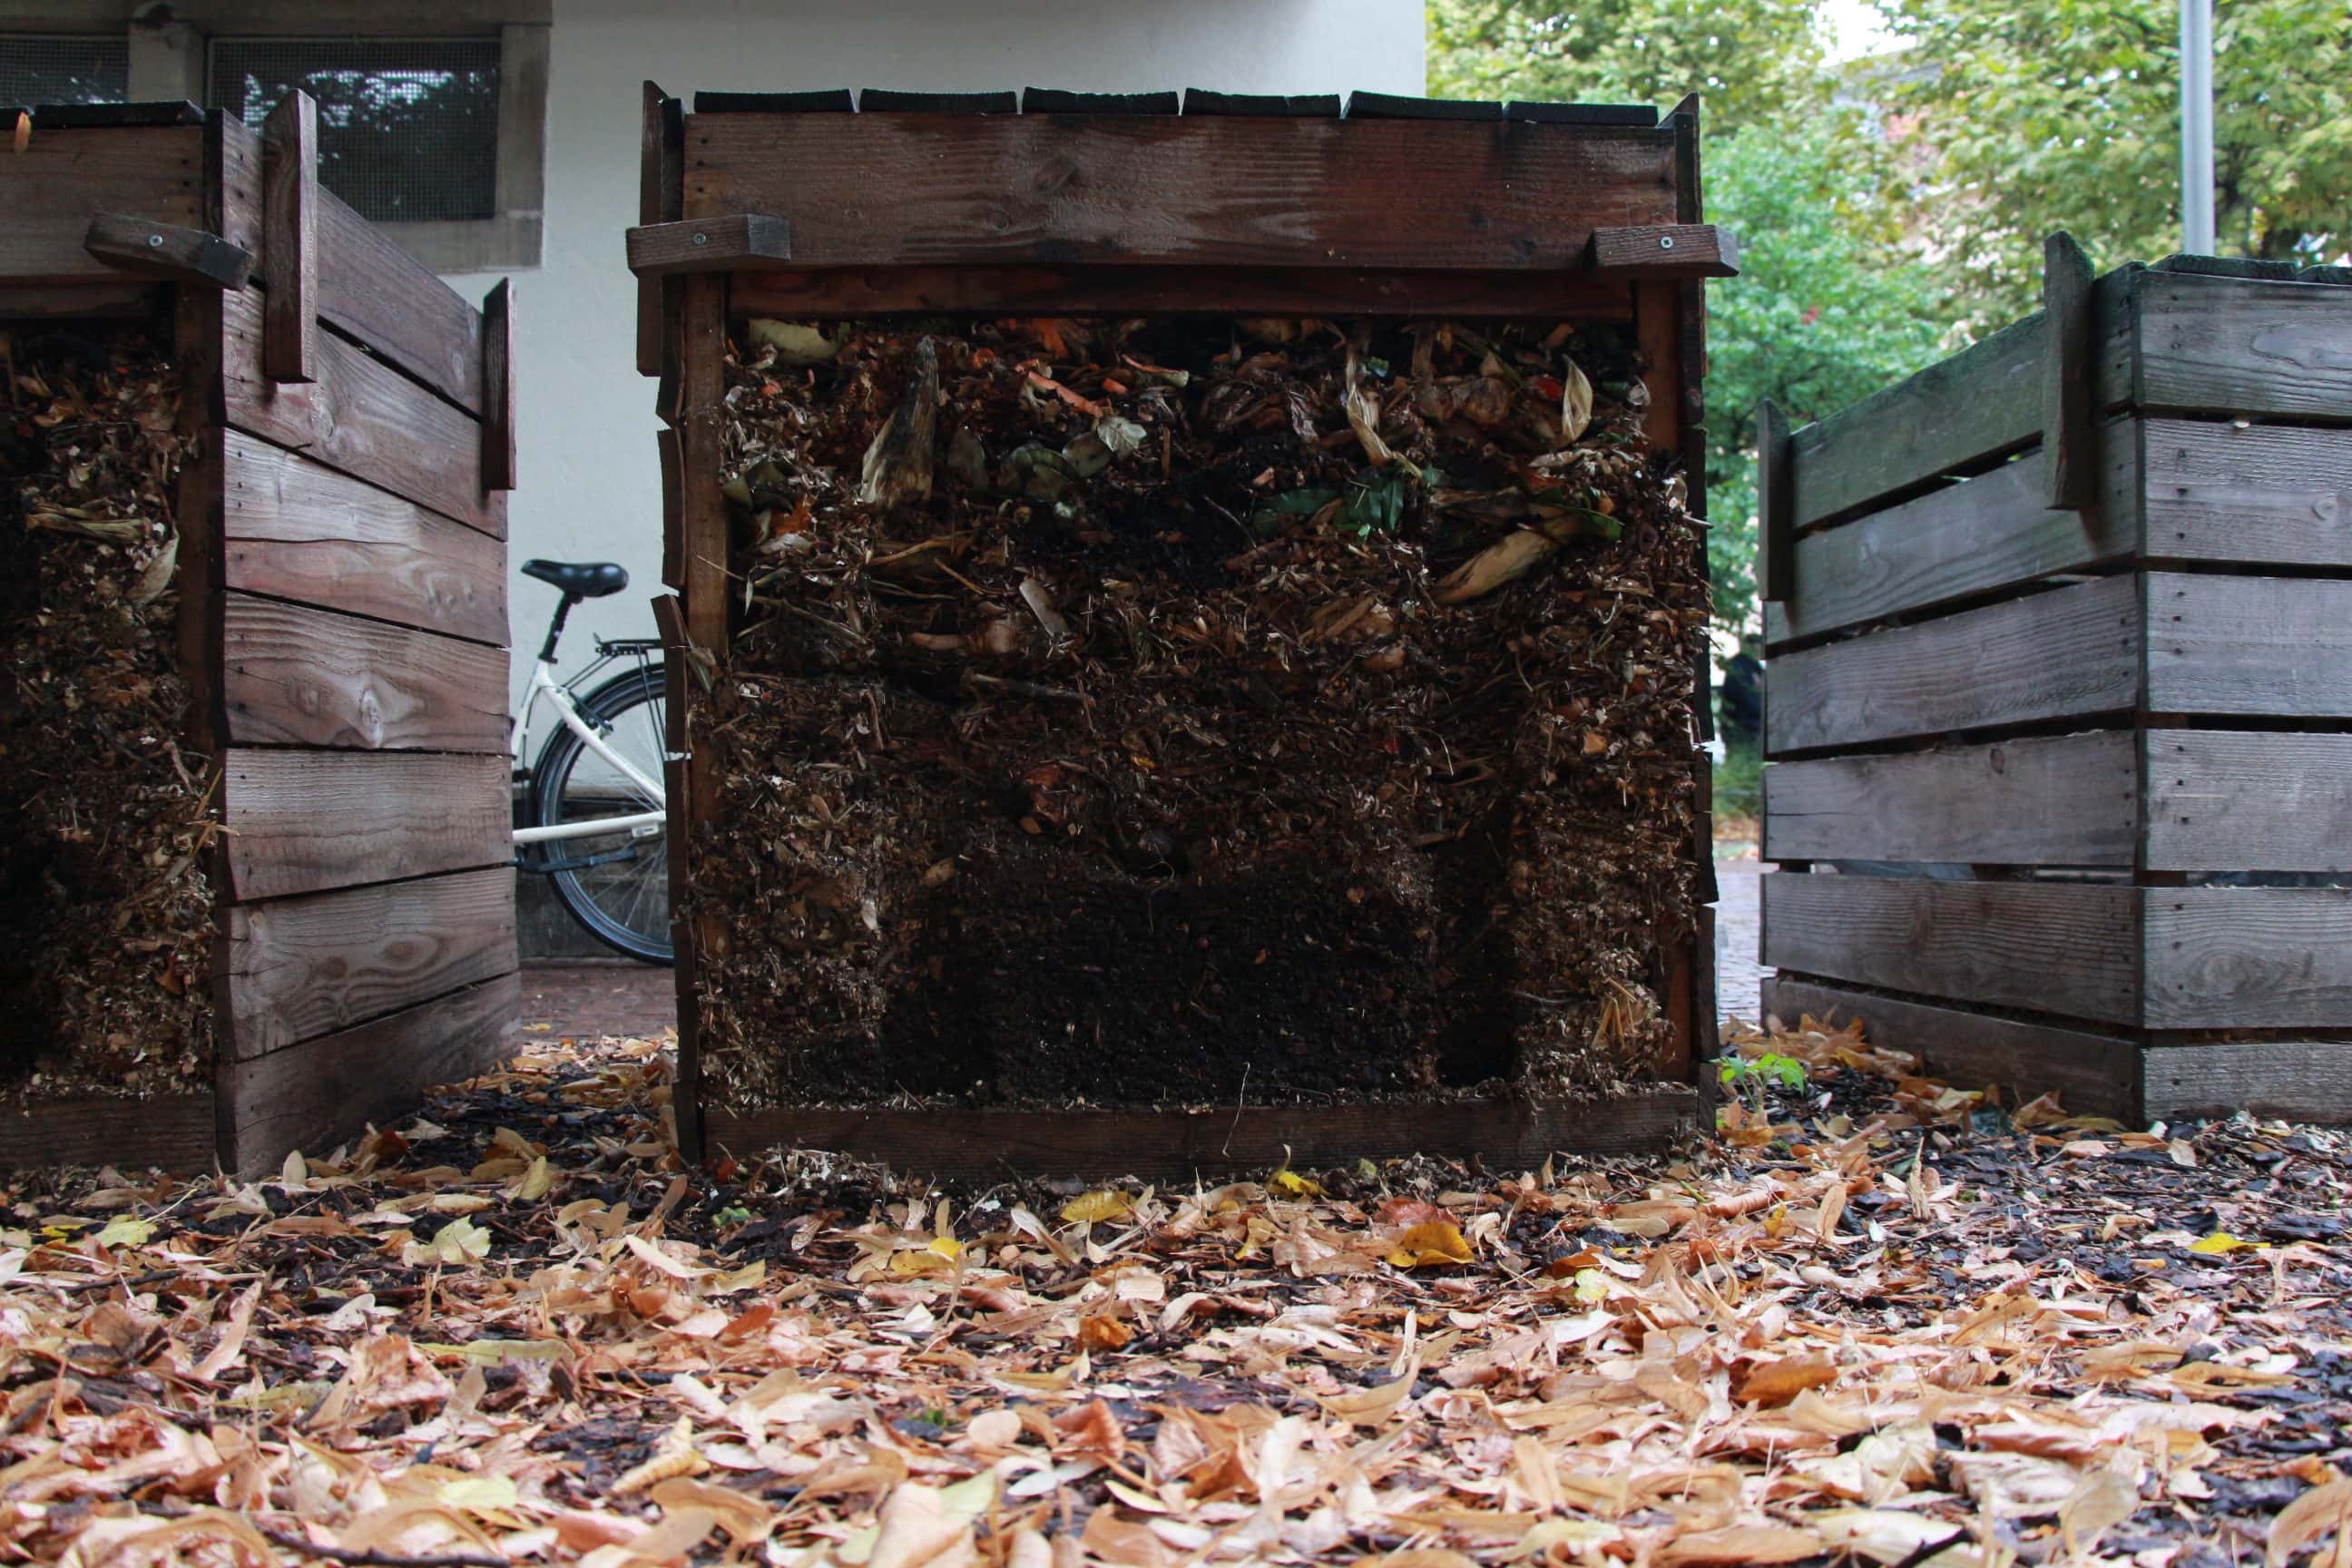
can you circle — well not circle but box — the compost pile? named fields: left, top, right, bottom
left=698, top=315, right=1705, bottom=1112
left=0, top=324, right=211, bottom=1097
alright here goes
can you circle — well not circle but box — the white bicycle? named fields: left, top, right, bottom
left=512, top=560, right=671, bottom=965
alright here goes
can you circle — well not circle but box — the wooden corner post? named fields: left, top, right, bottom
left=2041, top=230, right=2097, bottom=512
left=483, top=279, right=517, bottom=491
left=260, top=90, right=318, bottom=384
left=1756, top=398, right=1794, bottom=605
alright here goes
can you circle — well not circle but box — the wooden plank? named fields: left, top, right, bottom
left=260, top=91, right=318, bottom=384
left=1756, top=398, right=1793, bottom=602
left=2135, top=273, right=2352, bottom=420
left=220, top=594, right=508, bottom=752
left=686, top=114, right=1678, bottom=271
left=729, top=266, right=1642, bottom=320
left=0, top=1096, right=217, bottom=1174
left=1763, top=872, right=2142, bottom=1024
left=1763, top=730, right=2138, bottom=867
left=1770, top=420, right=2139, bottom=645
left=0, top=124, right=201, bottom=282
left=706, top=1087, right=1699, bottom=1181
left=220, top=281, right=505, bottom=537
left=678, top=279, right=731, bottom=677
left=172, top=287, right=228, bottom=757
left=220, top=750, right=510, bottom=902
left=2042, top=230, right=2098, bottom=510
left=83, top=212, right=251, bottom=287
left=657, top=426, right=683, bottom=590
left=482, top=279, right=515, bottom=489
left=1587, top=223, right=1737, bottom=276
left=220, top=431, right=508, bottom=646
left=1759, top=976, right=2141, bottom=1122
left=2144, top=572, right=2352, bottom=717
left=2144, top=730, right=2352, bottom=872
left=220, top=974, right=519, bottom=1178
left=2143, top=1041, right=2352, bottom=1123
left=1766, top=574, right=2141, bottom=755
left=2144, top=888, right=2352, bottom=1030
left=2142, top=417, right=2352, bottom=567
left=627, top=213, right=792, bottom=274
left=636, top=82, right=682, bottom=378
left=222, top=868, right=518, bottom=1059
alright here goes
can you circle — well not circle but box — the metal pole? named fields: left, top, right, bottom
left=2180, top=0, right=2216, bottom=253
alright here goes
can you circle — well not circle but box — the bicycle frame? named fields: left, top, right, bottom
left=512, top=656, right=667, bottom=846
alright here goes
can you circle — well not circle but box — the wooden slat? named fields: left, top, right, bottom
left=1770, top=421, right=2139, bottom=646
left=2143, top=887, right=2352, bottom=1030
left=1587, top=222, right=1737, bottom=276
left=2144, top=572, right=2352, bottom=717
left=220, top=973, right=519, bottom=1177
left=220, top=431, right=508, bottom=646
left=260, top=91, right=318, bottom=384
left=308, top=183, right=493, bottom=413
left=2136, top=273, right=2352, bottom=419
left=1763, top=872, right=2141, bottom=1024
left=685, top=114, right=1678, bottom=271
left=627, top=213, right=791, bottom=274
left=482, top=278, right=515, bottom=489
left=220, top=750, right=510, bottom=903
left=636, top=82, right=683, bottom=377
left=2141, top=416, right=2352, bottom=568
left=729, top=266, right=1642, bottom=320
left=0, top=124, right=201, bottom=282
left=2143, top=1040, right=2352, bottom=1123
left=220, top=280, right=505, bottom=537
left=2041, top=230, right=2098, bottom=510
left=2144, top=730, right=2352, bottom=872
left=222, top=868, right=518, bottom=1059
left=83, top=212, right=251, bottom=288
left=172, top=287, right=228, bottom=757
left=1756, top=398, right=1793, bottom=602
left=1766, top=574, right=2140, bottom=755
left=1763, top=730, right=2137, bottom=866
left=1759, top=975, right=2141, bottom=1121
left=0, top=1096, right=217, bottom=1174
left=706, top=1087, right=1699, bottom=1182
left=220, top=594, right=508, bottom=751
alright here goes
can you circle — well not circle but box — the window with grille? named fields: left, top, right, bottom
left=0, top=35, right=129, bottom=108
left=210, top=38, right=501, bottom=225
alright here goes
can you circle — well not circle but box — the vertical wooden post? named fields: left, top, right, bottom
left=482, top=279, right=517, bottom=491
left=1756, top=398, right=1794, bottom=604
left=637, top=82, right=684, bottom=380
left=260, top=90, right=317, bottom=384
left=2042, top=230, right=2097, bottom=512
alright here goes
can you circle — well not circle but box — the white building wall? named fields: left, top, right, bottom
left=468, top=0, right=1427, bottom=717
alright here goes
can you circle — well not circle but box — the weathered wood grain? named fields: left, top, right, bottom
left=1771, top=421, right=2139, bottom=646
left=82, top=212, right=252, bottom=288
left=0, top=124, right=201, bottom=282
left=1757, top=397, right=1792, bottom=602
left=260, top=92, right=318, bottom=384
left=220, top=973, right=519, bottom=1177
left=1766, top=574, right=2140, bottom=755
left=2141, top=417, right=2352, bottom=568
left=2136, top=273, right=2352, bottom=419
left=707, top=1087, right=1699, bottom=1182
left=0, top=1095, right=217, bottom=1174
left=685, top=114, right=1678, bottom=271
left=1587, top=223, right=1737, bottom=276
left=2042, top=231, right=2098, bottom=510
left=2143, top=1040, right=2352, bottom=1123
left=2143, top=572, right=2352, bottom=717
left=220, top=432, right=507, bottom=646
left=2143, top=887, right=2352, bottom=1029
left=220, top=594, right=507, bottom=752
left=2144, top=730, right=2352, bottom=872
left=627, top=213, right=791, bottom=274
left=482, top=279, right=515, bottom=489
left=220, top=281, right=504, bottom=537
left=636, top=82, right=683, bottom=377
left=219, top=750, right=510, bottom=903
left=1764, top=872, right=2142, bottom=1023
left=730, top=266, right=1642, bottom=321
left=1760, top=975, right=2141, bottom=1121
left=222, top=868, right=518, bottom=1059
left=1763, top=731, right=2138, bottom=866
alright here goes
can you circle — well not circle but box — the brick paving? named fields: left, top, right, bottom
left=1714, top=854, right=1767, bottom=1026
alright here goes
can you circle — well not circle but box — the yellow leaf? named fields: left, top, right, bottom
left=1386, top=1220, right=1474, bottom=1269
left=1572, top=1268, right=1611, bottom=1304
left=403, top=1217, right=492, bottom=1267
left=514, top=1156, right=553, bottom=1201
left=2188, top=1231, right=2266, bottom=1255
left=93, top=1216, right=155, bottom=1249
left=439, top=1475, right=520, bottom=1514
left=1061, top=1190, right=1135, bottom=1224
left=928, top=1234, right=964, bottom=1259
left=1269, top=1169, right=1323, bottom=1197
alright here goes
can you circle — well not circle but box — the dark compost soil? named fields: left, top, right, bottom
left=690, top=315, right=1706, bottom=1113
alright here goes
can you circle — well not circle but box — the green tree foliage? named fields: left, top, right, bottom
left=1877, top=0, right=2352, bottom=323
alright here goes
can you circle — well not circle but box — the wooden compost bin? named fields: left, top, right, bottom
left=632, top=85, right=1731, bottom=1179
left=1757, top=239, right=2352, bottom=1123
left=1, top=100, right=518, bottom=1173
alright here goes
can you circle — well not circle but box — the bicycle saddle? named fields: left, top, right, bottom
left=523, top=560, right=629, bottom=599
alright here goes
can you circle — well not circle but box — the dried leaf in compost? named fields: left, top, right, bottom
left=748, top=319, right=839, bottom=365
left=1386, top=1221, right=1474, bottom=1268
left=2269, top=1478, right=2352, bottom=1568
left=1430, top=530, right=1557, bottom=605
left=1560, top=359, right=1595, bottom=443
left=1062, top=1190, right=1135, bottom=1224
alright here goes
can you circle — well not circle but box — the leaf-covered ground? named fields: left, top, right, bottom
left=3, top=1017, right=2348, bottom=1568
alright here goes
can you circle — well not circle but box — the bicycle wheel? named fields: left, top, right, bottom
left=529, top=665, right=673, bottom=965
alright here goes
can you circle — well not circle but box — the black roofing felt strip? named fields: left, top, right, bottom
left=857, top=89, right=1018, bottom=114
left=1506, top=101, right=1660, bottom=127
left=1023, top=88, right=1180, bottom=115
left=2151, top=253, right=2300, bottom=279
left=7, top=100, right=205, bottom=128
left=1344, top=92, right=1503, bottom=121
left=2298, top=265, right=2352, bottom=286
left=1181, top=89, right=1343, bottom=118
left=693, top=90, right=854, bottom=114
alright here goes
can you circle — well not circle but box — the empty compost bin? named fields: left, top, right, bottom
left=1, top=98, right=519, bottom=1173
left=631, top=85, right=1733, bottom=1178
left=1758, top=239, right=2352, bottom=1124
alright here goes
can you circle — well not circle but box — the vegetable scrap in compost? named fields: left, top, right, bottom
left=697, top=317, right=1705, bottom=1112
left=3, top=1014, right=2349, bottom=1568
left=0, top=323, right=211, bottom=1098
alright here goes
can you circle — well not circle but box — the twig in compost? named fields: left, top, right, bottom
left=257, top=1527, right=508, bottom=1568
